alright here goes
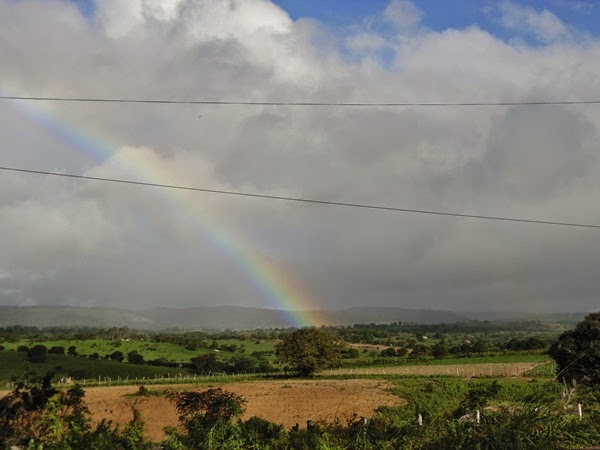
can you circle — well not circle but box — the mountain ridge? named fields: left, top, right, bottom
left=0, top=305, right=587, bottom=330
left=0, top=304, right=471, bottom=329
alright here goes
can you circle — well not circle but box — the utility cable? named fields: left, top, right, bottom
left=1, top=166, right=599, bottom=229
left=2, top=95, right=600, bottom=107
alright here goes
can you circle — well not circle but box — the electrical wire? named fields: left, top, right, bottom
left=2, top=95, right=600, bottom=107
left=1, top=165, right=599, bottom=229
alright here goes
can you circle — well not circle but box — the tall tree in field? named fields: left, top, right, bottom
left=275, top=328, right=345, bottom=377
left=549, top=312, right=600, bottom=387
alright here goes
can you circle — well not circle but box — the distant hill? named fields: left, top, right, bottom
left=0, top=305, right=471, bottom=330
left=460, top=311, right=588, bottom=323
left=0, top=305, right=588, bottom=330
left=0, top=305, right=156, bottom=329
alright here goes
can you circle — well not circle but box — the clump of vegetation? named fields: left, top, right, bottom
left=275, top=327, right=345, bottom=377
left=549, top=312, right=600, bottom=387
left=136, top=385, right=149, bottom=396
left=1, top=366, right=599, bottom=449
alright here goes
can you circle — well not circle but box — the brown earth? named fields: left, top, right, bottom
left=84, top=379, right=403, bottom=442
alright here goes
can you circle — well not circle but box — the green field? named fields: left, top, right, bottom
left=0, top=351, right=188, bottom=388
left=1, top=338, right=277, bottom=363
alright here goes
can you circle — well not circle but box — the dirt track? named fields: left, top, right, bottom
left=84, top=379, right=403, bottom=442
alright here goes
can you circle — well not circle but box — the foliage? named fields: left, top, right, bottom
left=166, top=387, right=246, bottom=425
left=431, top=340, right=450, bottom=359
left=165, top=388, right=250, bottom=449
left=455, top=381, right=501, bottom=416
left=110, top=350, right=125, bottom=362
left=1, top=366, right=599, bottom=449
left=48, top=346, right=65, bottom=355
left=0, top=351, right=183, bottom=385
left=549, top=311, right=600, bottom=387
left=275, top=328, right=345, bottom=377
left=0, top=369, right=88, bottom=448
left=27, top=344, right=48, bottom=363
left=127, top=350, right=145, bottom=365
left=190, top=353, right=221, bottom=374
left=121, top=407, right=146, bottom=450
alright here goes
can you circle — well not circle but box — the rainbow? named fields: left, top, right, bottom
left=6, top=98, right=323, bottom=327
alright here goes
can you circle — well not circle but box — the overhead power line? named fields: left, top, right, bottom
left=1, top=165, right=599, bottom=230
left=2, top=95, right=600, bottom=107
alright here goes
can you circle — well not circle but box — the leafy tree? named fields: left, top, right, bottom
left=472, top=340, right=489, bottom=353
left=431, top=340, right=450, bottom=359
left=190, top=353, right=222, bottom=374
left=0, top=370, right=89, bottom=448
left=109, top=350, right=124, bottom=362
left=275, top=328, right=345, bottom=377
left=380, top=347, right=397, bottom=357
left=67, top=345, right=78, bottom=356
left=127, top=350, right=145, bottom=365
left=48, top=346, right=65, bottom=355
left=27, top=344, right=48, bottom=363
left=410, top=344, right=429, bottom=359
left=396, top=346, right=409, bottom=357
left=230, top=356, right=257, bottom=373
left=165, top=388, right=247, bottom=449
left=342, top=348, right=360, bottom=359
left=549, top=312, right=600, bottom=387
left=166, top=387, right=246, bottom=425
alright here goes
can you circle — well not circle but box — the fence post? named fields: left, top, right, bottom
left=578, top=403, right=583, bottom=419
left=417, top=414, right=423, bottom=426
left=476, top=410, right=480, bottom=424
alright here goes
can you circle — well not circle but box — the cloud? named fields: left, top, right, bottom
left=0, top=0, right=599, bottom=313
left=345, top=32, right=388, bottom=53
left=497, top=2, right=569, bottom=43
left=384, top=0, right=422, bottom=31
left=551, top=0, right=593, bottom=14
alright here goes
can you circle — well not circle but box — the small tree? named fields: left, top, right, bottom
left=549, top=312, right=600, bottom=387
left=431, top=340, right=450, bottom=359
left=166, top=387, right=246, bottom=425
left=109, top=350, right=124, bottom=362
left=127, top=350, right=145, bottom=365
left=190, top=353, right=222, bottom=374
left=275, top=328, right=345, bottom=377
left=27, top=345, right=48, bottom=363
left=0, top=370, right=90, bottom=448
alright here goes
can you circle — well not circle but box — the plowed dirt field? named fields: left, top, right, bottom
left=84, top=379, right=403, bottom=441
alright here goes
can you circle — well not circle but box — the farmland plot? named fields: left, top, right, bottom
left=84, top=379, right=403, bottom=441
left=323, top=362, right=542, bottom=377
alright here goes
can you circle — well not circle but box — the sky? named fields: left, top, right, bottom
left=1, top=0, right=600, bottom=317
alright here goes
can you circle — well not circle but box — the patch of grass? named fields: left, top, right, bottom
left=127, top=385, right=165, bottom=397
left=0, top=352, right=186, bottom=387
left=375, top=375, right=563, bottom=419
left=0, top=338, right=279, bottom=363
left=522, top=362, right=556, bottom=378
left=414, top=354, right=550, bottom=365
